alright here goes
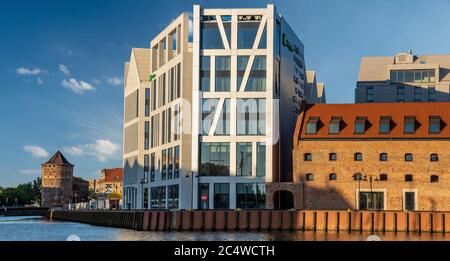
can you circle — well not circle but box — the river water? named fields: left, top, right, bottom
left=0, top=215, right=449, bottom=241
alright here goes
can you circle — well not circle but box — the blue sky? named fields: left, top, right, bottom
left=1, top=0, right=449, bottom=186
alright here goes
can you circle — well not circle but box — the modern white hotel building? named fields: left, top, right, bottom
left=122, top=4, right=325, bottom=210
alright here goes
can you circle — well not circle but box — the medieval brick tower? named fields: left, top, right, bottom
left=41, top=151, right=74, bottom=208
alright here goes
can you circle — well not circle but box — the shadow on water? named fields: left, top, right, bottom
left=1, top=216, right=450, bottom=241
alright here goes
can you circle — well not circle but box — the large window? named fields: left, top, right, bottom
left=145, top=88, right=150, bottom=116
left=214, top=183, right=230, bottom=209
left=236, top=183, right=266, bottom=209
left=256, top=142, right=266, bottom=177
left=359, top=192, right=384, bottom=210
left=237, top=56, right=249, bottom=89
left=200, top=142, right=230, bottom=176
left=151, top=80, right=157, bottom=110
left=144, top=154, right=149, bottom=182
left=174, top=146, right=180, bottom=179
left=167, top=147, right=173, bottom=180
left=202, top=99, right=219, bottom=135
left=144, top=121, right=149, bottom=150
left=168, top=185, right=179, bottom=209
left=222, top=15, right=231, bottom=44
left=237, top=143, right=252, bottom=177
left=150, top=153, right=155, bottom=182
left=215, top=56, right=231, bottom=91
left=237, top=16, right=261, bottom=49
left=201, top=16, right=224, bottom=49
left=150, top=186, right=166, bottom=209
left=200, top=56, right=210, bottom=91
left=391, top=69, right=435, bottom=83
left=245, top=56, right=266, bottom=91
left=236, top=99, right=266, bottom=135
left=162, top=149, right=167, bottom=180
left=215, top=99, right=230, bottom=135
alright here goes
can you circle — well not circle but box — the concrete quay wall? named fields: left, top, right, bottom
left=48, top=210, right=450, bottom=233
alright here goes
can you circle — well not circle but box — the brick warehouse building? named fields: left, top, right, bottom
left=268, top=102, right=450, bottom=211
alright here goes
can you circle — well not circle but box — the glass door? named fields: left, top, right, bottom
left=359, top=192, right=384, bottom=210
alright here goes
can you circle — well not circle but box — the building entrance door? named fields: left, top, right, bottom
left=359, top=192, right=384, bottom=210
left=404, top=192, right=416, bottom=211
left=198, top=183, right=209, bottom=210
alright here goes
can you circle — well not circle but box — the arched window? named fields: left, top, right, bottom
left=379, top=174, right=388, bottom=181
left=354, top=152, right=363, bottom=161
left=430, top=154, right=439, bottom=162
left=431, top=175, right=439, bottom=183
left=379, top=153, right=388, bottom=161
left=329, top=173, right=337, bottom=181
left=304, top=153, right=312, bottom=161
left=305, top=173, right=314, bottom=181
left=353, top=173, right=363, bottom=181
left=405, top=153, right=413, bottom=162
left=329, top=153, right=337, bottom=161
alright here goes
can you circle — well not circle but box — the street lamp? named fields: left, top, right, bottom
left=363, top=175, right=379, bottom=210
left=353, top=173, right=363, bottom=210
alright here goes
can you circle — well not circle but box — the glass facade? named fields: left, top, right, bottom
left=162, top=149, right=167, bottom=180
left=174, top=146, right=180, bottom=179
left=150, top=153, right=155, bottom=182
left=237, top=56, right=249, bottom=89
left=199, top=142, right=230, bottom=176
left=215, top=56, right=231, bottom=91
left=237, top=18, right=260, bottom=49
left=144, top=154, right=149, bottom=181
left=150, top=186, right=166, bottom=209
left=202, top=99, right=219, bottom=135
left=215, top=99, right=230, bottom=135
left=145, top=88, right=150, bottom=116
left=245, top=56, right=266, bottom=91
left=214, top=183, right=230, bottom=209
left=144, top=121, right=149, bottom=150
left=236, top=183, right=266, bottom=209
left=256, top=142, right=266, bottom=177
left=201, top=16, right=224, bottom=49
left=167, top=147, right=173, bottom=180
left=391, top=69, right=435, bottom=83
left=237, top=142, right=252, bottom=177
left=168, top=185, right=179, bottom=209
left=236, top=99, right=266, bottom=135
left=222, top=15, right=232, bottom=44
left=200, top=56, right=210, bottom=91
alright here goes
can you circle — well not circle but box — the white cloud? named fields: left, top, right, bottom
left=61, top=78, right=95, bottom=94
left=23, top=145, right=49, bottom=158
left=106, top=76, right=123, bottom=86
left=59, top=64, right=70, bottom=75
left=16, top=67, right=44, bottom=75
left=37, top=77, right=44, bottom=85
left=64, top=139, right=119, bottom=162
left=19, top=169, right=40, bottom=176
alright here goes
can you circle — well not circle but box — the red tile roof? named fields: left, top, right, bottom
left=102, top=168, right=123, bottom=182
left=295, top=102, right=450, bottom=141
left=44, top=151, right=73, bottom=166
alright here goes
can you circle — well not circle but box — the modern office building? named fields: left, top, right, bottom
left=279, top=102, right=450, bottom=211
left=123, top=5, right=325, bottom=210
left=191, top=4, right=315, bottom=210
left=305, top=70, right=326, bottom=104
left=122, top=13, right=193, bottom=210
left=355, top=50, right=450, bottom=103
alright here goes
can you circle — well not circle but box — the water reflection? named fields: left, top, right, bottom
left=1, top=216, right=449, bottom=241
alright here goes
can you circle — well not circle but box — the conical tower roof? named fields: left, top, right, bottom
left=44, top=150, right=74, bottom=166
